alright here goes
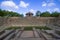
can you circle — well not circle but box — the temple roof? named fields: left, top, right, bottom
left=26, top=12, right=33, bottom=15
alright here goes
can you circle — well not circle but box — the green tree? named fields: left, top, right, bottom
left=40, top=11, right=51, bottom=17
left=0, top=9, right=24, bottom=17
left=36, top=11, right=41, bottom=16
left=51, top=11, right=60, bottom=17
left=0, top=9, right=4, bottom=17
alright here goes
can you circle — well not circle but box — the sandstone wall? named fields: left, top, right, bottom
left=55, top=17, right=60, bottom=26
left=0, top=17, right=60, bottom=27
left=0, top=17, right=4, bottom=26
left=0, top=17, right=58, bottom=27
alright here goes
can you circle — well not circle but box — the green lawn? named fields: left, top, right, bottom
left=35, top=26, right=52, bottom=30
left=5, top=26, right=21, bottom=30
left=24, top=27, right=33, bottom=31
left=5, top=26, right=52, bottom=30
left=24, top=26, right=52, bottom=30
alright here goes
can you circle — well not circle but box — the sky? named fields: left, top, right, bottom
left=0, top=0, right=60, bottom=16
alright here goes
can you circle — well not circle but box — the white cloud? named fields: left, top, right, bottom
left=29, top=9, right=36, bottom=13
left=48, top=2, right=55, bottom=7
left=29, top=9, right=36, bottom=15
left=7, top=10, right=12, bottom=11
left=54, top=8, right=59, bottom=11
left=30, top=9, right=35, bottom=12
left=1, top=1, right=18, bottom=9
left=42, top=2, right=56, bottom=7
left=42, top=2, right=47, bottom=7
left=19, top=1, right=29, bottom=8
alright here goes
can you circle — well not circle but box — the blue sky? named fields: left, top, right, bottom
left=0, top=0, right=60, bottom=16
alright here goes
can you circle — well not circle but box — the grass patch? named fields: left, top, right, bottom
left=35, top=26, right=52, bottom=30
left=5, top=26, right=52, bottom=30
left=24, top=27, right=33, bottom=31
left=5, top=27, right=21, bottom=30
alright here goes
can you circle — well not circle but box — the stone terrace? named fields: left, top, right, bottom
left=0, top=17, right=59, bottom=27
left=0, top=16, right=60, bottom=40
left=0, top=27, right=60, bottom=40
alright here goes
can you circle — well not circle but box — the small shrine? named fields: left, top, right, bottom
left=26, top=12, right=33, bottom=17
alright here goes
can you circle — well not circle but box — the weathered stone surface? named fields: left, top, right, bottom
left=21, top=31, right=34, bottom=38
left=18, top=38, right=42, bottom=40
left=0, top=17, right=59, bottom=27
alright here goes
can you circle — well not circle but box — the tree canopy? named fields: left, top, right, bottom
left=51, top=11, right=60, bottom=17
left=40, top=11, right=51, bottom=17
left=36, top=11, right=60, bottom=17
left=0, top=9, right=23, bottom=17
left=0, top=9, right=60, bottom=17
left=36, top=11, right=41, bottom=16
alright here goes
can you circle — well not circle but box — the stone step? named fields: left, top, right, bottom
left=51, top=32, right=60, bottom=39
left=40, top=31, right=54, bottom=40
left=12, top=30, right=23, bottom=40
left=33, top=28, right=40, bottom=37
left=0, top=30, right=15, bottom=40
left=20, top=31, right=34, bottom=38
left=18, top=38, right=43, bottom=40
left=4, top=31, right=15, bottom=40
left=0, top=30, right=5, bottom=35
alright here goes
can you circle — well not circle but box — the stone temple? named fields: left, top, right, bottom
left=0, top=12, right=60, bottom=40
left=26, top=12, right=33, bottom=17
